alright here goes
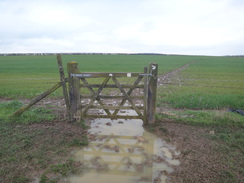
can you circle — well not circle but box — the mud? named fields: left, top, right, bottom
left=62, top=118, right=180, bottom=183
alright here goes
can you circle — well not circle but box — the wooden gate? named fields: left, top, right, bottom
left=67, top=61, right=158, bottom=124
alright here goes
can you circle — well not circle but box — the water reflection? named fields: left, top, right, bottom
left=64, top=119, right=180, bottom=183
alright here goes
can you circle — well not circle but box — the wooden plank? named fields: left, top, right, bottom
left=73, top=72, right=142, bottom=78
left=80, top=78, right=111, bottom=116
left=82, top=77, right=111, bottom=116
left=143, top=66, right=148, bottom=124
left=80, top=95, right=144, bottom=99
left=81, top=105, right=144, bottom=110
left=113, top=75, right=143, bottom=115
left=80, top=84, right=144, bottom=88
left=147, top=63, right=158, bottom=124
left=84, top=115, right=143, bottom=119
left=11, top=81, right=63, bottom=117
left=112, top=76, right=143, bottom=117
left=57, top=54, right=72, bottom=121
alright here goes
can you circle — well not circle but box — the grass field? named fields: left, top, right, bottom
left=1, top=54, right=243, bottom=109
left=0, top=54, right=201, bottom=98
left=157, top=56, right=244, bottom=110
left=0, top=54, right=244, bottom=182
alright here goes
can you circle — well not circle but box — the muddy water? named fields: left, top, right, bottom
left=64, top=117, right=180, bottom=183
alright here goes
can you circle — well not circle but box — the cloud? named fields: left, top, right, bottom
left=0, top=0, right=244, bottom=55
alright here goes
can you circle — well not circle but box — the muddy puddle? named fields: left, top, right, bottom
left=63, top=115, right=180, bottom=183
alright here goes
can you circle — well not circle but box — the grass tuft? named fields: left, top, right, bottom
left=0, top=101, right=56, bottom=124
left=12, top=175, right=30, bottom=183
left=70, top=137, right=89, bottom=147
left=49, top=159, right=82, bottom=176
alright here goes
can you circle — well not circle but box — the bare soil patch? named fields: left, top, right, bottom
left=145, top=120, right=243, bottom=183
left=158, top=61, right=197, bottom=86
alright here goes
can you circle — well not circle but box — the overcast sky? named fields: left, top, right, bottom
left=0, top=0, right=243, bottom=56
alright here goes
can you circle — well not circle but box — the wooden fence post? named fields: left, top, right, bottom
left=143, top=67, right=148, bottom=125
left=56, top=54, right=72, bottom=121
left=67, top=61, right=80, bottom=122
left=147, top=63, right=158, bottom=124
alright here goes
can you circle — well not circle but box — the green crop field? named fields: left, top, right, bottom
left=0, top=54, right=200, bottom=98
left=0, top=54, right=243, bottom=104
left=0, top=54, right=243, bottom=111
left=158, top=56, right=244, bottom=110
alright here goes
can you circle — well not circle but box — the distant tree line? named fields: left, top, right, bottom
left=0, top=53, right=243, bottom=57
left=0, top=53, right=168, bottom=56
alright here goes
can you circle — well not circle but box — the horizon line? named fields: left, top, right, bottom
left=0, top=52, right=243, bottom=57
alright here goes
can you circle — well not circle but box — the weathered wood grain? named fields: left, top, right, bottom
left=67, top=61, right=81, bottom=121
left=57, top=54, right=72, bottom=121
left=147, top=63, right=158, bottom=124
